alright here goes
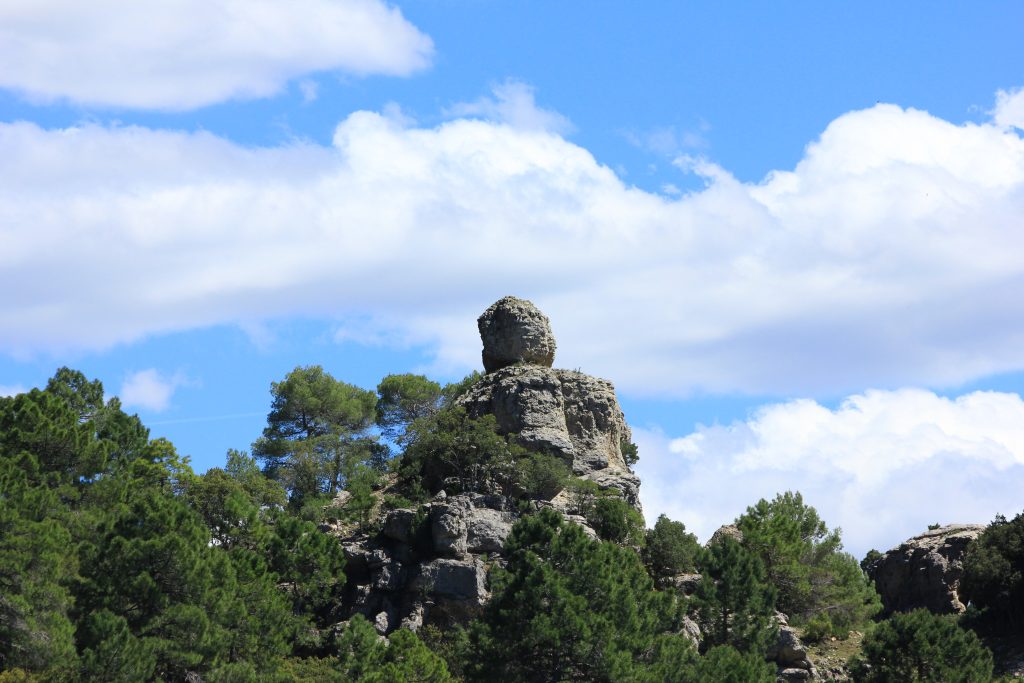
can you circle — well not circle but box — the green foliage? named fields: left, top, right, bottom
left=861, top=548, right=883, bottom=573
left=376, top=373, right=443, bottom=443
left=265, top=510, right=347, bottom=625
left=687, top=645, right=777, bottom=682
left=586, top=495, right=646, bottom=546
left=467, top=508, right=688, bottom=682
left=439, top=371, right=483, bottom=405
left=643, top=514, right=701, bottom=582
left=515, top=452, right=571, bottom=500
left=253, top=365, right=378, bottom=502
left=801, top=612, right=834, bottom=643
left=849, top=609, right=994, bottom=682
left=960, top=511, right=1024, bottom=631
left=0, top=453, right=77, bottom=674
left=620, top=438, right=639, bottom=467
left=398, top=406, right=523, bottom=496
left=692, top=536, right=777, bottom=656
left=334, top=616, right=452, bottom=682
left=224, top=448, right=287, bottom=509
left=736, top=491, right=880, bottom=632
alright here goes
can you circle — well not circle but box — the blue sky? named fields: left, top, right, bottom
left=2, top=1, right=1024, bottom=556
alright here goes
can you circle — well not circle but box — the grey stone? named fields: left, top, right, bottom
left=707, top=524, right=744, bottom=546
left=430, top=498, right=471, bottom=557
left=778, top=668, right=811, bottom=681
left=382, top=508, right=417, bottom=544
left=866, top=523, right=985, bottom=615
left=478, top=296, right=556, bottom=373
left=418, top=558, right=488, bottom=602
left=663, top=572, right=703, bottom=595
left=465, top=506, right=515, bottom=554
left=680, top=615, right=701, bottom=647
left=459, top=365, right=640, bottom=511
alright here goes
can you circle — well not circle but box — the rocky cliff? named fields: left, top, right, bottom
left=335, top=296, right=641, bottom=634
left=865, top=523, right=985, bottom=616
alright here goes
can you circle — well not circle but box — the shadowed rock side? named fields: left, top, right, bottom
left=866, top=523, right=985, bottom=616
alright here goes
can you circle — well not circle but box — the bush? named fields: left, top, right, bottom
left=960, top=511, right=1024, bottom=632
left=586, top=495, right=646, bottom=546
left=801, top=612, right=834, bottom=643
left=643, top=514, right=700, bottom=582
left=736, top=491, right=880, bottom=631
left=849, top=609, right=993, bottom=682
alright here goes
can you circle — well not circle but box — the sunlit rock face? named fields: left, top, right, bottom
left=461, top=297, right=640, bottom=509
left=478, top=296, right=556, bottom=373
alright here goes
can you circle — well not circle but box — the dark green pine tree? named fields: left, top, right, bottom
left=691, top=536, right=778, bottom=656
left=468, top=508, right=690, bottom=682
left=850, top=609, right=993, bottom=682
left=0, top=451, right=78, bottom=675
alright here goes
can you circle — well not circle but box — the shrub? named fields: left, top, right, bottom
left=849, top=609, right=993, bottom=682
left=960, top=512, right=1024, bottom=632
left=643, top=514, right=701, bottom=581
left=586, top=495, right=646, bottom=546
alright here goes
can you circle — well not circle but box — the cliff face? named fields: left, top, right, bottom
left=336, top=296, right=641, bottom=634
left=865, top=524, right=985, bottom=616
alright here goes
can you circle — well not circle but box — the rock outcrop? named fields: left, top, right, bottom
left=769, top=612, right=817, bottom=681
left=335, top=296, right=641, bottom=633
left=865, top=523, right=985, bottom=616
left=478, top=296, right=556, bottom=372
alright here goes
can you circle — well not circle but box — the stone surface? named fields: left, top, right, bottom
left=459, top=365, right=640, bottom=509
left=382, top=508, right=417, bottom=544
left=769, top=612, right=817, bottom=679
left=478, top=296, right=556, bottom=373
left=663, top=572, right=703, bottom=595
left=707, top=524, right=744, bottom=546
left=418, top=558, right=488, bottom=602
left=865, top=523, right=985, bottom=615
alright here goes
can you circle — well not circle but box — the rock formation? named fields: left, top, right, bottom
left=334, top=296, right=641, bottom=633
left=769, top=612, right=817, bottom=681
left=460, top=297, right=641, bottom=509
left=865, top=523, right=985, bottom=616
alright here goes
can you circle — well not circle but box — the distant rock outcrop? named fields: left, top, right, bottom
left=865, top=523, right=985, bottom=616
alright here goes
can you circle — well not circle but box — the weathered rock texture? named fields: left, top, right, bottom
left=459, top=365, right=641, bottom=508
left=334, top=296, right=642, bottom=634
left=769, top=612, right=817, bottom=680
left=866, top=523, right=985, bottom=616
left=478, top=296, right=556, bottom=373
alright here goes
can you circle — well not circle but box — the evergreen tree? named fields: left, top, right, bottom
left=643, top=514, right=700, bottom=583
left=960, top=511, right=1024, bottom=631
left=375, top=373, right=443, bottom=443
left=691, top=536, right=777, bottom=656
left=468, top=508, right=688, bottom=682
left=253, top=365, right=378, bottom=501
left=850, top=609, right=993, bottom=682
left=736, top=491, right=879, bottom=633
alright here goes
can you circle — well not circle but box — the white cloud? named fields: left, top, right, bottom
left=0, top=384, right=26, bottom=397
left=446, top=81, right=573, bottom=134
left=0, top=0, right=433, bottom=110
left=1, top=87, right=1024, bottom=396
left=119, top=369, right=187, bottom=412
left=634, top=389, right=1024, bottom=558
left=993, top=87, right=1024, bottom=130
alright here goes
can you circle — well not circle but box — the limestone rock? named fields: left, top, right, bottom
left=866, top=523, right=985, bottom=615
left=431, top=498, right=471, bottom=558
left=417, top=558, right=488, bottom=603
left=662, top=572, right=703, bottom=595
left=382, top=508, right=417, bottom=544
left=708, top=524, right=744, bottom=546
left=680, top=615, right=702, bottom=647
left=459, top=365, right=640, bottom=509
left=478, top=296, right=556, bottom=372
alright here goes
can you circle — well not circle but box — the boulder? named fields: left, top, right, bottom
left=417, top=558, right=488, bottom=603
left=768, top=612, right=816, bottom=679
left=465, top=506, right=515, bottom=555
left=478, top=296, right=556, bottom=372
left=382, top=508, right=418, bottom=544
left=707, top=524, right=744, bottom=546
left=662, top=572, right=703, bottom=595
left=431, top=498, right=471, bottom=558
left=866, top=523, right=985, bottom=615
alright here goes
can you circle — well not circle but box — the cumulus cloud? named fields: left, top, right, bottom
left=1, top=87, right=1024, bottom=396
left=119, top=369, right=188, bottom=412
left=0, top=0, right=433, bottom=109
left=634, top=389, right=1024, bottom=557
left=994, top=87, right=1024, bottom=130
left=446, top=81, right=573, bottom=134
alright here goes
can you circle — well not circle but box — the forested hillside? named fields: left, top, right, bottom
left=1, top=296, right=1021, bottom=682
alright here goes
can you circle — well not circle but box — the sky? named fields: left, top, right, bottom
left=2, top=0, right=1024, bottom=558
